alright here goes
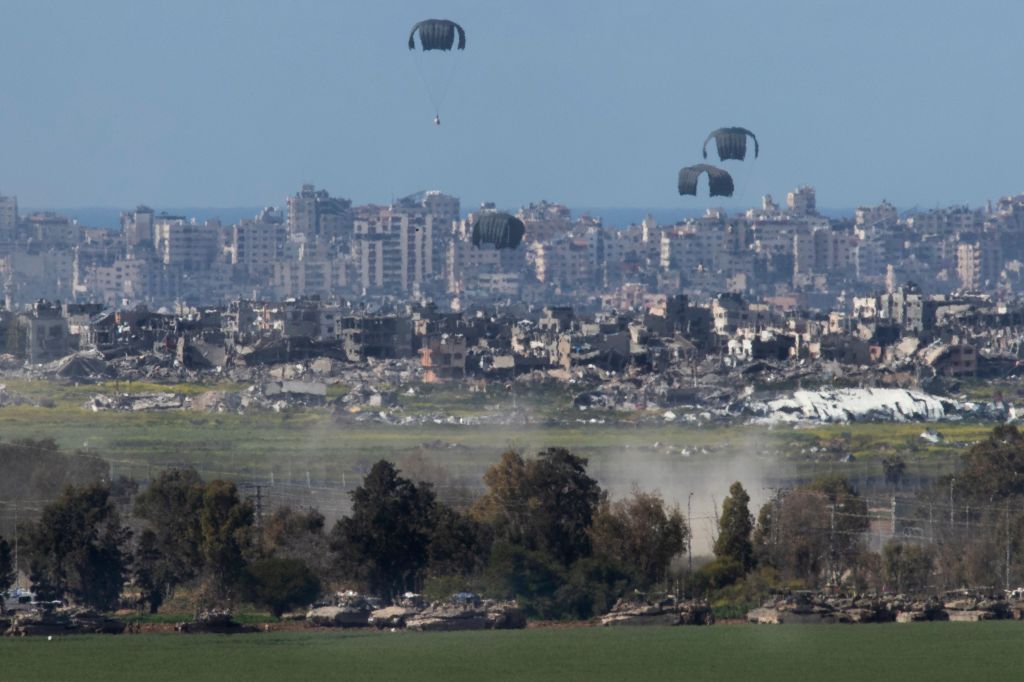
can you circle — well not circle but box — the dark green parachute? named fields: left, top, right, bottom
left=678, top=164, right=734, bottom=197
left=408, top=19, right=466, bottom=51
left=472, top=213, right=525, bottom=250
left=702, top=127, right=759, bottom=162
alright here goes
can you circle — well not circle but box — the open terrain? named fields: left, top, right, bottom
left=0, top=378, right=994, bottom=551
left=1, top=623, right=1022, bottom=682
left=0, top=379, right=990, bottom=479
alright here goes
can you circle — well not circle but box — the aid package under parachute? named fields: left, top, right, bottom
left=677, top=164, right=735, bottom=198
left=408, top=19, right=466, bottom=51
left=471, top=212, right=526, bottom=250
left=702, top=127, right=759, bottom=162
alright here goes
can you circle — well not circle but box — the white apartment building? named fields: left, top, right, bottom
left=232, top=208, right=286, bottom=276
left=154, top=216, right=218, bottom=269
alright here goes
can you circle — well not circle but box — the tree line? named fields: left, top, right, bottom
left=6, top=425, right=1024, bottom=619
left=1, top=448, right=689, bottom=619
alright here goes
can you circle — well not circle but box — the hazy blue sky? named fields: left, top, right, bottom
left=0, top=1, right=1020, bottom=212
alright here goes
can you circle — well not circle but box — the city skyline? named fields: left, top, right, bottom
left=0, top=1, right=1020, bottom=209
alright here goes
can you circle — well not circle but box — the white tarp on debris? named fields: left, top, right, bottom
left=749, top=388, right=961, bottom=424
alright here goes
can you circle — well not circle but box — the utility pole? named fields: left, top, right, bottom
left=890, top=495, right=897, bottom=539
left=829, top=503, right=837, bottom=590
left=255, top=486, right=263, bottom=531
left=13, top=504, right=19, bottom=590
left=949, top=478, right=955, bottom=526
left=687, top=492, right=694, bottom=574
left=1007, top=506, right=1012, bottom=592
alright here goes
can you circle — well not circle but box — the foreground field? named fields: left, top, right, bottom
left=1, top=623, right=1022, bottom=682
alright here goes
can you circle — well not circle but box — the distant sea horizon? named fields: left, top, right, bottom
left=25, top=205, right=857, bottom=231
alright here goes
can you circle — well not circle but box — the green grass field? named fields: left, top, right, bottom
left=0, top=378, right=990, bottom=470
left=0, top=623, right=1021, bottom=682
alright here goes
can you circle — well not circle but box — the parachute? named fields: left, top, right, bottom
left=702, top=127, right=759, bottom=162
left=408, top=19, right=466, bottom=51
left=471, top=213, right=525, bottom=250
left=408, top=19, right=466, bottom=122
left=678, top=164, right=735, bottom=198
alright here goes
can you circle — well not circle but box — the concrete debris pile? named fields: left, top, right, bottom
left=600, top=596, right=714, bottom=626
left=571, top=367, right=736, bottom=417
left=334, top=383, right=399, bottom=412
left=263, top=379, right=327, bottom=400
left=47, top=351, right=113, bottom=381
left=263, top=380, right=328, bottom=410
left=104, top=353, right=194, bottom=383
left=5, top=607, right=125, bottom=636
left=189, top=390, right=244, bottom=413
left=176, top=609, right=256, bottom=634
left=87, top=392, right=184, bottom=412
left=88, top=380, right=333, bottom=415
left=573, top=382, right=647, bottom=412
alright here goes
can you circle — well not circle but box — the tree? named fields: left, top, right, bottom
left=882, top=542, right=934, bottom=594
left=753, top=476, right=868, bottom=588
left=714, top=482, right=754, bottom=573
left=133, top=529, right=168, bottom=613
left=473, top=448, right=604, bottom=567
left=553, top=557, right=631, bottom=620
left=472, top=450, right=531, bottom=547
left=689, top=557, right=745, bottom=596
left=527, top=448, right=604, bottom=566
left=482, top=541, right=564, bottom=618
left=590, top=488, right=687, bottom=588
left=133, top=468, right=206, bottom=605
left=428, top=505, right=489, bottom=579
left=261, top=507, right=332, bottom=581
left=330, top=460, right=436, bottom=599
left=262, top=507, right=325, bottom=554
left=805, top=476, right=868, bottom=586
left=0, top=537, right=14, bottom=614
left=241, top=558, right=321, bottom=618
left=471, top=448, right=609, bottom=619
left=958, top=425, right=1024, bottom=501
left=199, top=480, right=254, bottom=602
left=25, top=484, right=131, bottom=611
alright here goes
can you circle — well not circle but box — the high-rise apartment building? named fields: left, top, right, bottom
left=287, top=184, right=353, bottom=242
